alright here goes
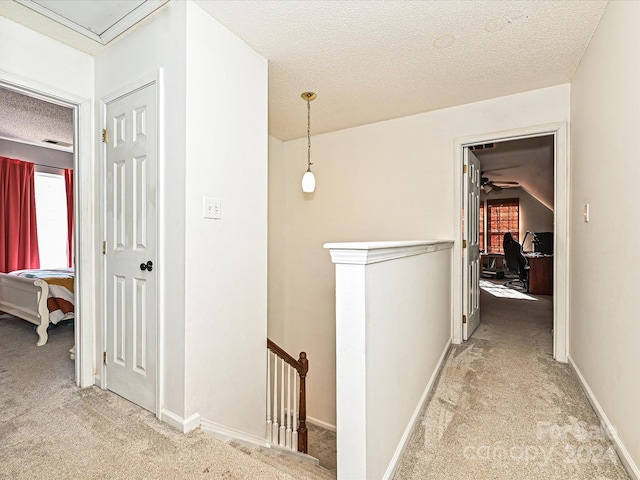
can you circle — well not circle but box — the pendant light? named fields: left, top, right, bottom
left=301, top=92, right=317, bottom=193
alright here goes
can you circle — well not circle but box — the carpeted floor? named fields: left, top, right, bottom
left=0, top=315, right=334, bottom=480
left=2, top=285, right=631, bottom=480
left=394, top=285, right=630, bottom=479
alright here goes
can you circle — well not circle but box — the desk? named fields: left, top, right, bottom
left=481, top=254, right=505, bottom=278
left=526, top=254, right=553, bottom=295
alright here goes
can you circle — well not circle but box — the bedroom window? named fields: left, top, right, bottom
left=34, top=171, right=68, bottom=268
left=486, top=198, right=519, bottom=254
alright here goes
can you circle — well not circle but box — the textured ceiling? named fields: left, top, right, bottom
left=0, top=0, right=608, bottom=142
left=0, top=87, right=73, bottom=150
left=194, top=0, right=608, bottom=140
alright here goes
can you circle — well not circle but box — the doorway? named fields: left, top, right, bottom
left=453, top=123, right=569, bottom=362
left=472, top=136, right=555, bottom=345
left=0, top=81, right=82, bottom=379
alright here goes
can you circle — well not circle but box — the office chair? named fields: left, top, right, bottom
left=503, top=232, right=529, bottom=292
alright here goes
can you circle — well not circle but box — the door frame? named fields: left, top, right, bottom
left=452, top=122, right=569, bottom=362
left=99, top=70, right=164, bottom=417
left=0, top=72, right=94, bottom=387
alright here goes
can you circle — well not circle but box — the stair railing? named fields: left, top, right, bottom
left=266, top=339, right=308, bottom=453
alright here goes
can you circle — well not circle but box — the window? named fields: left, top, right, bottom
left=486, top=198, right=519, bottom=254
left=34, top=171, right=68, bottom=268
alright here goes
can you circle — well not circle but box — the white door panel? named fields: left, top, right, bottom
left=105, top=83, right=157, bottom=412
left=463, top=149, right=481, bottom=340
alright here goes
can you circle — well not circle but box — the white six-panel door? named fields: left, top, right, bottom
left=463, top=149, right=481, bottom=340
left=104, top=82, right=158, bottom=412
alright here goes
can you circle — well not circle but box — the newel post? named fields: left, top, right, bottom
left=297, top=351, right=309, bottom=453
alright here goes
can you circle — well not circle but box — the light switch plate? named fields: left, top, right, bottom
left=204, top=197, right=221, bottom=219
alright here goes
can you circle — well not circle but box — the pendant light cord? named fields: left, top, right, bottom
left=307, top=97, right=312, bottom=171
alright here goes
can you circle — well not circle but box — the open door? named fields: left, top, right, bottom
left=463, top=148, right=481, bottom=340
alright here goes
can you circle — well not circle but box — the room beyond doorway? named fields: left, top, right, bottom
left=473, top=135, right=555, bottom=341
left=452, top=123, right=568, bottom=362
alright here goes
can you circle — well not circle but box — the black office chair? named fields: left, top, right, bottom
left=503, top=232, right=529, bottom=292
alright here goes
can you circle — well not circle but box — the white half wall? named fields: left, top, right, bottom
left=325, top=241, right=453, bottom=480
left=268, top=84, right=570, bottom=427
left=569, top=0, right=640, bottom=475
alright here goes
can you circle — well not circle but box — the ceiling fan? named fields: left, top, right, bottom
left=480, top=174, right=519, bottom=193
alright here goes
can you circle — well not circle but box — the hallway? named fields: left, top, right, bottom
left=394, top=287, right=629, bottom=479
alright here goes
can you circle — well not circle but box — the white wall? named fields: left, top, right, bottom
left=183, top=2, right=268, bottom=438
left=570, top=0, right=640, bottom=474
left=95, top=1, right=189, bottom=420
left=267, top=136, right=287, bottom=341
left=269, top=84, right=570, bottom=427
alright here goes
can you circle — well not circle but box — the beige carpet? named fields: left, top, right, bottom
left=394, top=284, right=630, bottom=480
left=3, top=285, right=628, bottom=480
left=0, top=315, right=334, bottom=480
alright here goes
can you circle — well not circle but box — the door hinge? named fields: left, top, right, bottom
left=103, top=351, right=108, bottom=365
left=463, top=164, right=467, bottom=174
left=463, top=315, right=467, bottom=324
left=463, top=239, right=467, bottom=248
left=102, top=128, right=108, bottom=143
left=102, top=240, right=107, bottom=255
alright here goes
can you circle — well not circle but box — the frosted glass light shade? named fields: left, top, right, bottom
left=302, top=170, right=316, bottom=193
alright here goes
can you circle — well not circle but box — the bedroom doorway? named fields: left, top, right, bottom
left=0, top=81, right=81, bottom=380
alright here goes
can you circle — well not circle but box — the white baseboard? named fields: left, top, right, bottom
left=382, top=339, right=452, bottom=480
left=307, top=416, right=336, bottom=432
left=201, top=419, right=270, bottom=448
left=160, top=409, right=201, bottom=433
left=568, top=356, right=639, bottom=480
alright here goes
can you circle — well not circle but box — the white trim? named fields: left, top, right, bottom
left=0, top=70, right=95, bottom=389
left=452, top=123, right=569, bottom=362
left=324, top=240, right=454, bottom=265
left=14, top=0, right=169, bottom=45
left=201, top=419, right=271, bottom=448
left=383, top=341, right=451, bottom=480
left=306, top=416, right=336, bottom=432
left=160, top=409, right=201, bottom=433
left=568, top=357, right=639, bottom=480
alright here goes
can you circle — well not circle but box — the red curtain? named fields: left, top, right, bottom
left=64, top=169, right=74, bottom=267
left=0, top=157, right=40, bottom=273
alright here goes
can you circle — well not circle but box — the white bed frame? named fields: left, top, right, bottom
left=0, top=272, right=50, bottom=346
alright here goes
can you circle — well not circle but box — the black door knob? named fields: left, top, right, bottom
left=140, top=261, right=153, bottom=271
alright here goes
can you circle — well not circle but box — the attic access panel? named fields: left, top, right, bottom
left=15, top=0, right=168, bottom=44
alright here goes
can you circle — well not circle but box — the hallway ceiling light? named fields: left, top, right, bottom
left=301, top=92, right=317, bottom=193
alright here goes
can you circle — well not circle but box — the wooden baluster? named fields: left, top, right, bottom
left=266, top=350, right=272, bottom=442
left=298, top=352, right=308, bottom=453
